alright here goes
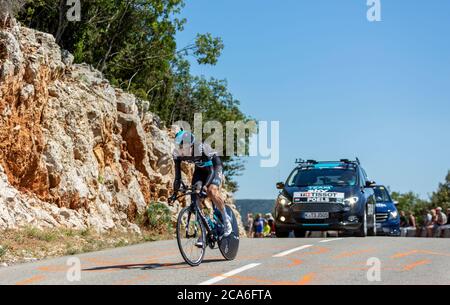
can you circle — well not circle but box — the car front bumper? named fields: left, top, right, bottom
left=376, top=221, right=401, bottom=236
left=275, top=221, right=362, bottom=232
left=275, top=203, right=364, bottom=232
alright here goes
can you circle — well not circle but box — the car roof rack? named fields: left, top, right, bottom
left=295, top=159, right=318, bottom=165
left=296, top=158, right=361, bottom=167
left=340, top=158, right=360, bottom=165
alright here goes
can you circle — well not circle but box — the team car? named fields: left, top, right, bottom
left=373, top=185, right=401, bottom=236
left=273, top=159, right=377, bottom=237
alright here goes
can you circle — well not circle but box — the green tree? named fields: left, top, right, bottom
left=391, top=191, right=431, bottom=225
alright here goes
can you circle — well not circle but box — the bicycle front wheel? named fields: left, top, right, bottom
left=176, top=207, right=206, bottom=266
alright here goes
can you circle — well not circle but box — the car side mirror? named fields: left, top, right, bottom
left=276, top=182, right=285, bottom=190
left=365, top=181, right=376, bottom=188
left=394, top=201, right=399, bottom=206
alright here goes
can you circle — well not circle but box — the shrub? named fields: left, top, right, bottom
left=0, top=245, right=7, bottom=258
left=146, top=202, right=172, bottom=233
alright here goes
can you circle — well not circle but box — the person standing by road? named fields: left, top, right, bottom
left=263, top=221, right=271, bottom=237
left=408, top=212, right=416, bottom=228
left=246, top=214, right=254, bottom=238
left=399, top=211, right=409, bottom=228
left=436, top=207, right=448, bottom=237
left=426, top=209, right=437, bottom=237
left=439, top=208, right=450, bottom=237
left=254, top=214, right=264, bottom=238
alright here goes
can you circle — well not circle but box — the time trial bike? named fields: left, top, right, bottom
left=170, top=183, right=240, bottom=266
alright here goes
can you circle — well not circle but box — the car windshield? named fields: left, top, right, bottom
left=374, top=187, right=391, bottom=203
left=287, top=168, right=357, bottom=187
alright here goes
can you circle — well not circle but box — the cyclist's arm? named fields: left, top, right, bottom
left=204, top=165, right=215, bottom=188
left=203, top=155, right=223, bottom=187
left=201, top=143, right=222, bottom=187
left=212, top=154, right=223, bottom=175
left=173, top=157, right=182, bottom=193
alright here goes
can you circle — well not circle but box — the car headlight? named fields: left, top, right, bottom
left=277, top=194, right=291, bottom=207
left=343, top=196, right=359, bottom=207
left=389, top=210, right=398, bottom=220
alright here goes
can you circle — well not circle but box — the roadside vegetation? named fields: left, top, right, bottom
left=391, top=171, right=450, bottom=223
left=0, top=200, right=177, bottom=266
left=0, top=223, right=174, bottom=266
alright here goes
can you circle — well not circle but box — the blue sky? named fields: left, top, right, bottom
left=175, top=0, right=450, bottom=200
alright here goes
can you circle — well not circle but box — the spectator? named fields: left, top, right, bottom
left=263, top=219, right=271, bottom=237
left=436, top=207, right=448, bottom=237
left=399, top=211, right=409, bottom=228
left=418, top=209, right=432, bottom=237
left=408, top=212, right=416, bottom=228
left=426, top=209, right=437, bottom=237
left=436, top=207, right=447, bottom=225
left=437, top=208, right=450, bottom=237
left=246, top=214, right=254, bottom=238
left=254, top=214, right=264, bottom=238
left=424, top=210, right=432, bottom=226
left=267, top=216, right=276, bottom=236
left=400, top=211, right=417, bottom=237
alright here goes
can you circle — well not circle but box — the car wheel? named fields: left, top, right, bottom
left=294, top=229, right=306, bottom=238
left=355, top=209, right=367, bottom=237
left=275, top=227, right=290, bottom=238
left=368, top=211, right=377, bottom=236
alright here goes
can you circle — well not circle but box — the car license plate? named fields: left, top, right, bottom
left=304, top=212, right=329, bottom=219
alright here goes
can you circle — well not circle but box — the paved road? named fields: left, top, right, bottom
left=0, top=237, right=449, bottom=285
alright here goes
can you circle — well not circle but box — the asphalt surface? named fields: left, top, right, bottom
left=0, top=237, right=449, bottom=285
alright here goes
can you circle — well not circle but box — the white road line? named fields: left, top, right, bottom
left=272, top=245, right=313, bottom=258
left=198, top=263, right=261, bottom=285
left=319, top=238, right=343, bottom=243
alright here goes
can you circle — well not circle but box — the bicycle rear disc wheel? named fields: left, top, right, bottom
left=176, top=207, right=206, bottom=266
left=218, top=206, right=240, bottom=261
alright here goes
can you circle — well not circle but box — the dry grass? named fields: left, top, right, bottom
left=0, top=227, right=174, bottom=266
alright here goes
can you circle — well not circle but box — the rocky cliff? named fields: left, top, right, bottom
left=0, top=20, right=243, bottom=234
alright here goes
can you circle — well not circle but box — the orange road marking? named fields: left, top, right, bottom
left=37, top=265, right=67, bottom=272
left=209, top=273, right=316, bottom=285
left=391, top=249, right=450, bottom=259
left=287, top=259, right=303, bottom=267
left=302, top=246, right=330, bottom=256
left=402, top=260, right=431, bottom=271
left=391, top=250, right=420, bottom=259
left=15, top=275, right=46, bottom=285
left=333, top=248, right=375, bottom=259
left=296, top=273, right=315, bottom=285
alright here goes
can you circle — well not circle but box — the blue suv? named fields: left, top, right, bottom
left=274, top=159, right=377, bottom=238
left=373, top=185, right=400, bottom=236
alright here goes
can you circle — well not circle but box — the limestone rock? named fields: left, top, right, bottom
left=0, top=20, right=244, bottom=235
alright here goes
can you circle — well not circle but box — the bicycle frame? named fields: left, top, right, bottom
left=178, top=188, right=216, bottom=241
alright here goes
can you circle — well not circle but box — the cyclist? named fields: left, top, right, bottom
left=169, top=130, right=233, bottom=242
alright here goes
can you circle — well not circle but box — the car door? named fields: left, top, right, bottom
left=360, top=168, right=375, bottom=217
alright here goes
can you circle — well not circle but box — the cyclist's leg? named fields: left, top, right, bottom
left=206, top=173, right=232, bottom=237
left=191, top=169, right=208, bottom=247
